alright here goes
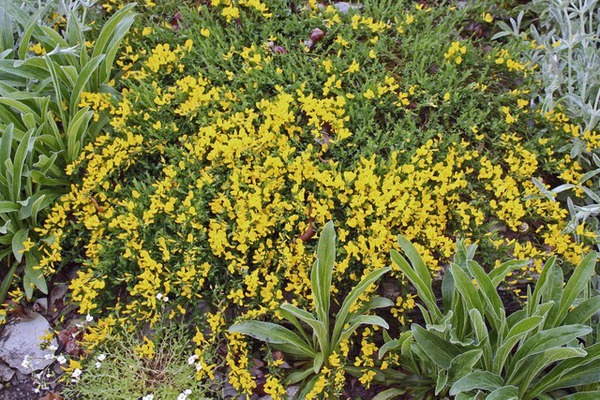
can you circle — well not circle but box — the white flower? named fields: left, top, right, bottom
left=97, top=354, right=107, bottom=362
left=163, top=296, right=169, bottom=302
left=156, top=293, right=163, bottom=300
left=44, top=354, right=54, bottom=360
left=187, top=354, right=198, bottom=365
left=85, top=314, right=94, bottom=322
left=71, top=368, right=82, bottom=378
left=142, top=395, right=154, bottom=400
left=21, top=355, right=32, bottom=369
left=48, top=344, right=58, bottom=351
left=56, top=355, right=67, bottom=364
left=195, top=362, right=203, bottom=372
left=95, top=362, right=102, bottom=369
left=176, top=389, right=192, bottom=400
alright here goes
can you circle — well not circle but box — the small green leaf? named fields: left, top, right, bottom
left=372, top=388, right=406, bottom=400
left=391, top=249, right=441, bottom=320
left=229, top=321, right=315, bottom=358
left=435, top=370, right=448, bottom=395
left=331, top=266, right=390, bottom=348
left=553, top=252, right=598, bottom=326
left=448, top=349, right=483, bottom=381
left=378, top=331, right=412, bottom=359
left=397, top=235, right=431, bottom=287
left=563, top=296, right=600, bottom=325
left=559, top=392, right=600, bottom=400
left=338, top=315, right=389, bottom=346
left=286, top=367, right=313, bottom=385
left=313, top=352, right=323, bottom=374
left=0, top=200, right=19, bottom=213
left=450, top=263, right=484, bottom=312
left=11, top=227, right=28, bottom=263
left=24, top=251, right=47, bottom=299
left=487, top=385, right=518, bottom=400
left=280, top=303, right=327, bottom=357
left=449, top=371, right=504, bottom=396
left=412, top=325, right=460, bottom=369
left=312, top=221, right=336, bottom=333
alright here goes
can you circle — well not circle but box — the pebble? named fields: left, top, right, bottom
left=0, top=312, right=58, bottom=374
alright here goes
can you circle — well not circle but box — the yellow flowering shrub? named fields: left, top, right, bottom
left=17, top=0, right=597, bottom=395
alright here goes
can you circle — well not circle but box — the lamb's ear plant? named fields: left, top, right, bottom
left=229, top=221, right=393, bottom=395
left=504, top=0, right=600, bottom=254
left=376, top=236, right=600, bottom=400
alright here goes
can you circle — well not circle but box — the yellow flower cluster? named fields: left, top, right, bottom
left=444, top=41, right=467, bottom=64
left=210, top=0, right=271, bottom=21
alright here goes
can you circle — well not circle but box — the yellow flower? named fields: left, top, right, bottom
left=135, top=336, right=155, bottom=359
left=345, top=59, right=360, bottom=74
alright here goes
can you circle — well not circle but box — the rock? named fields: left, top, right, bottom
left=334, top=2, right=363, bottom=13
left=287, top=385, right=300, bottom=400
left=34, top=298, right=48, bottom=313
left=14, top=370, right=27, bottom=382
left=0, top=312, right=58, bottom=374
left=52, top=362, right=64, bottom=376
left=0, top=363, right=14, bottom=382
left=222, top=379, right=238, bottom=398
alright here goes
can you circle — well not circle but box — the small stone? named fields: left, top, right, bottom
left=34, top=298, right=48, bottom=312
left=287, top=385, right=300, bottom=400
left=222, top=380, right=238, bottom=398
left=310, top=28, right=325, bottom=42
left=0, top=364, right=14, bottom=382
left=52, top=362, right=64, bottom=376
left=0, top=312, right=58, bottom=374
left=15, top=370, right=27, bottom=382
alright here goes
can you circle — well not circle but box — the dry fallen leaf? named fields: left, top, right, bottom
left=40, top=392, right=63, bottom=400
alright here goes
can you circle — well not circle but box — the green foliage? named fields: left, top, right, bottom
left=0, top=1, right=135, bottom=307
left=230, top=221, right=392, bottom=394
left=379, top=237, right=600, bottom=399
left=61, top=321, right=208, bottom=400
left=502, top=0, right=600, bottom=254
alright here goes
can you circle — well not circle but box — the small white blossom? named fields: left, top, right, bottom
left=48, top=344, right=58, bottom=351
left=21, top=355, right=32, bottom=369
left=156, top=293, right=163, bottom=300
left=142, top=395, right=154, bottom=400
left=95, top=362, right=102, bottom=369
left=56, top=355, right=67, bottom=364
left=195, top=362, right=203, bottom=372
left=187, top=354, right=198, bottom=365
left=71, top=368, right=82, bottom=378
left=163, top=296, right=169, bottom=302
left=176, top=390, right=192, bottom=400
left=97, top=354, right=106, bottom=362
left=85, top=314, right=94, bottom=322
